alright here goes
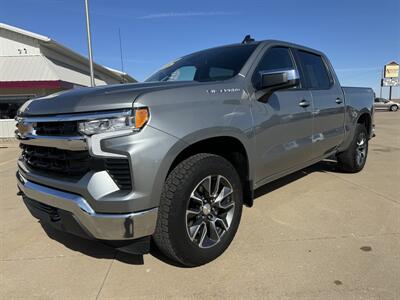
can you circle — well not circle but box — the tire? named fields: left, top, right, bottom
left=390, top=105, right=398, bottom=112
left=337, top=123, right=368, bottom=173
left=153, top=153, right=243, bottom=267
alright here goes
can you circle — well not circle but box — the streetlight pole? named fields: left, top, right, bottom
left=84, top=0, right=95, bottom=87
left=379, top=68, right=383, bottom=99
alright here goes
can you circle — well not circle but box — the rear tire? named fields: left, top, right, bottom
left=390, top=105, right=398, bottom=112
left=337, top=124, right=368, bottom=173
left=153, top=153, right=243, bottom=267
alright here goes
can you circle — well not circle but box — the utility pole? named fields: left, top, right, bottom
left=118, top=28, right=125, bottom=83
left=84, top=0, right=95, bottom=87
left=379, top=68, right=383, bottom=98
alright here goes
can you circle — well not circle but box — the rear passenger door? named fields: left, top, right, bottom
left=295, top=50, right=345, bottom=158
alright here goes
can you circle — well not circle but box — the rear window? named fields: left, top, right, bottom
left=297, top=51, right=332, bottom=89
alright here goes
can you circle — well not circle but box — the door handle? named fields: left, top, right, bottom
left=335, top=97, right=343, bottom=104
left=299, top=99, right=310, bottom=108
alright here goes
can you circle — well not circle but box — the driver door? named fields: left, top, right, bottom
left=250, top=47, right=314, bottom=183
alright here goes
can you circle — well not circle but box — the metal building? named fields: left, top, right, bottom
left=0, top=23, right=136, bottom=136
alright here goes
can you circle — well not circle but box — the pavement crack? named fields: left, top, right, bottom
left=271, top=232, right=400, bottom=243
left=96, top=252, right=116, bottom=300
left=1, top=254, right=83, bottom=262
left=0, top=158, right=17, bottom=167
left=325, top=172, right=400, bottom=205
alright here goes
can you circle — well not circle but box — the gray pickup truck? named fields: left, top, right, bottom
left=16, top=38, right=374, bottom=266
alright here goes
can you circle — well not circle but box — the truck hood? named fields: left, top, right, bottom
left=19, top=81, right=200, bottom=116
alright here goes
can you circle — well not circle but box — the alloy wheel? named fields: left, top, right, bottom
left=355, top=132, right=367, bottom=166
left=186, top=175, right=235, bottom=248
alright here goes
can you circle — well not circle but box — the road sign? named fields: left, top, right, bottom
left=382, top=78, right=400, bottom=87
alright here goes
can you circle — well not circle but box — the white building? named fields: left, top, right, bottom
left=0, top=23, right=136, bottom=136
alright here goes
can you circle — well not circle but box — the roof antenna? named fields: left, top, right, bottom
left=242, top=34, right=255, bottom=44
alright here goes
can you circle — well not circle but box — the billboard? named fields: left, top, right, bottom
left=384, top=61, right=399, bottom=78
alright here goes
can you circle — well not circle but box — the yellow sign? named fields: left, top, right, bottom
left=385, top=62, right=399, bottom=78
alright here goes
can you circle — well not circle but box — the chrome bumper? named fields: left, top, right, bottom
left=17, top=173, right=158, bottom=241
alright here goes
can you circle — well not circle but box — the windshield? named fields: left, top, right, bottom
left=145, top=44, right=258, bottom=83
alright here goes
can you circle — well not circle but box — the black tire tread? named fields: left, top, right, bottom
left=153, top=153, right=219, bottom=265
left=337, top=123, right=368, bottom=173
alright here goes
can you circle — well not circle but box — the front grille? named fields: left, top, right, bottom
left=34, top=121, right=79, bottom=136
left=20, top=144, right=132, bottom=190
left=105, top=159, right=132, bottom=190
left=21, top=144, right=91, bottom=177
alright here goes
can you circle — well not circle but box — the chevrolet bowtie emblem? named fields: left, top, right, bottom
left=16, top=120, right=34, bottom=138
left=17, top=122, right=30, bottom=135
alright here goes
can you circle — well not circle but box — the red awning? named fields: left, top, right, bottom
left=0, top=80, right=73, bottom=89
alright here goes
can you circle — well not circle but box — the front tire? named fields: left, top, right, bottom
left=337, top=124, right=368, bottom=173
left=153, top=153, right=243, bottom=267
left=390, top=105, right=398, bottom=112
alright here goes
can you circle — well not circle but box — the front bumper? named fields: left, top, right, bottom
left=17, top=172, right=158, bottom=241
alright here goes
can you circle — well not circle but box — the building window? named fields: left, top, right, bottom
left=0, top=95, right=34, bottom=119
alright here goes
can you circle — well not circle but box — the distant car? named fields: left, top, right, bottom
left=374, top=98, right=399, bottom=112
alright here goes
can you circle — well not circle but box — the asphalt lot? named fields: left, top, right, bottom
left=1, top=112, right=399, bottom=299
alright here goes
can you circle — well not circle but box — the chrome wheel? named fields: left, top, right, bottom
left=355, top=132, right=367, bottom=166
left=186, top=175, right=235, bottom=248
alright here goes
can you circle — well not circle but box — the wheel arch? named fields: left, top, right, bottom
left=357, top=112, right=372, bottom=137
left=166, top=135, right=254, bottom=207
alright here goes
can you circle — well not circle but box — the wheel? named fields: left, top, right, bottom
left=153, top=153, right=243, bottom=267
left=337, top=123, right=368, bottom=173
left=390, top=105, right=398, bottom=112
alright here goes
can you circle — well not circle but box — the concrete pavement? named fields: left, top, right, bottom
left=1, top=112, right=399, bottom=299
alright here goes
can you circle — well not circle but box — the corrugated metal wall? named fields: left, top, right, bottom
left=0, top=120, right=16, bottom=138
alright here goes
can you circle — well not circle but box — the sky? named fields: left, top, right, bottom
left=1, top=0, right=399, bottom=98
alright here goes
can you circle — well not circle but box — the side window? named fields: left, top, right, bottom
left=252, top=47, right=295, bottom=87
left=297, top=51, right=332, bottom=89
left=209, top=67, right=235, bottom=80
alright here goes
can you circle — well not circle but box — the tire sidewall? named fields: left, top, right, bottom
left=167, top=155, right=243, bottom=266
left=390, top=105, right=398, bottom=112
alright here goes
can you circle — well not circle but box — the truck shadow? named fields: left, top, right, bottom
left=254, top=159, right=337, bottom=198
left=41, top=222, right=187, bottom=267
left=40, top=223, right=145, bottom=265
left=40, top=159, right=339, bottom=267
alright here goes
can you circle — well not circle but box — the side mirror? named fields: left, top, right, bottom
left=259, top=68, right=300, bottom=90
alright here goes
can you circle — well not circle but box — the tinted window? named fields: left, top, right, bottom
left=252, top=47, right=295, bottom=88
left=209, top=67, right=234, bottom=80
left=146, top=44, right=258, bottom=82
left=255, top=47, right=294, bottom=72
left=297, top=51, right=332, bottom=89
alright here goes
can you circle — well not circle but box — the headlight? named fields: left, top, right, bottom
left=78, top=107, right=149, bottom=136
